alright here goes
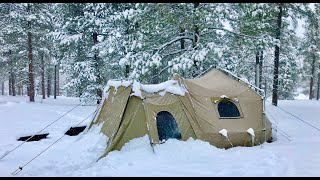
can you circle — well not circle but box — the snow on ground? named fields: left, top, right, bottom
left=294, top=87, right=309, bottom=100
left=1, top=95, right=320, bottom=176
left=294, top=93, right=309, bottom=99
left=294, top=93, right=309, bottom=100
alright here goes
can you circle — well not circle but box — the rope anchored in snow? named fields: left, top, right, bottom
left=275, top=128, right=292, bottom=142
left=11, top=106, right=101, bottom=176
left=12, top=167, right=23, bottom=176
left=276, top=105, right=320, bottom=133
left=265, top=110, right=291, bottom=142
left=0, top=103, right=82, bottom=161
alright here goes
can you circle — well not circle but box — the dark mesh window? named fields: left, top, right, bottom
left=217, top=100, right=241, bottom=118
left=156, top=111, right=182, bottom=142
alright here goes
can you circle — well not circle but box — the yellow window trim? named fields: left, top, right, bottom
left=210, top=96, right=244, bottom=119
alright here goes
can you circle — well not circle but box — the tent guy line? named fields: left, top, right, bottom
left=0, top=103, right=82, bottom=161
left=276, top=105, right=320, bottom=133
left=11, top=105, right=102, bottom=176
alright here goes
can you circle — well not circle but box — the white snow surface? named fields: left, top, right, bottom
left=106, top=80, right=132, bottom=90
left=105, top=79, right=186, bottom=99
left=1, top=96, right=320, bottom=176
left=131, top=80, right=143, bottom=98
left=294, top=88, right=309, bottom=100
left=247, top=128, right=255, bottom=137
left=220, top=95, right=229, bottom=99
left=131, top=80, right=187, bottom=98
left=294, top=93, right=309, bottom=100
left=140, top=80, right=186, bottom=96
left=219, top=129, right=228, bottom=138
left=103, top=79, right=132, bottom=97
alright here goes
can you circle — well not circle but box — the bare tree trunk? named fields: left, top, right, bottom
left=125, top=65, right=130, bottom=78
left=309, top=53, right=316, bottom=100
left=28, top=31, right=35, bottom=102
left=21, top=84, right=23, bottom=96
left=9, top=75, right=12, bottom=96
left=255, top=52, right=260, bottom=88
left=180, top=28, right=185, bottom=50
left=41, top=53, right=45, bottom=99
left=272, top=4, right=283, bottom=106
left=258, top=13, right=264, bottom=89
left=57, top=66, right=60, bottom=96
left=124, top=19, right=131, bottom=79
left=17, top=85, right=21, bottom=96
left=317, top=67, right=320, bottom=100
left=8, top=50, right=12, bottom=96
left=10, top=50, right=16, bottom=96
left=54, top=65, right=57, bottom=99
left=150, top=67, right=159, bottom=84
left=11, top=72, right=16, bottom=96
left=180, top=27, right=185, bottom=77
left=47, top=69, right=51, bottom=98
left=259, top=51, right=263, bottom=89
left=192, top=3, right=200, bottom=78
left=93, top=32, right=102, bottom=104
left=9, top=55, right=16, bottom=96
left=27, top=4, right=35, bottom=102
left=1, top=81, right=4, bottom=95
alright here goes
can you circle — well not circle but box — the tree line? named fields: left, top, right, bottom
left=0, top=3, right=319, bottom=105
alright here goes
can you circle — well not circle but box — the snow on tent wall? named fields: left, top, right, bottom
left=219, top=129, right=228, bottom=138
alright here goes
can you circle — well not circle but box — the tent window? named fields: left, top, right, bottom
left=156, top=111, right=182, bottom=142
left=217, top=100, right=241, bottom=118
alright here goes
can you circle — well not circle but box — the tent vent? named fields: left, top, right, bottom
left=17, top=133, right=49, bottom=142
left=65, top=126, right=87, bottom=136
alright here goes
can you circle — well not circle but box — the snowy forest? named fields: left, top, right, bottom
left=0, top=3, right=319, bottom=105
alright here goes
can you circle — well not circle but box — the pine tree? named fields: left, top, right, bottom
left=301, top=4, right=320, bottom=100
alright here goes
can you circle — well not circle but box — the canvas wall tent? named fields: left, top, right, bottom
left=87, top=68, right=272, bottom=160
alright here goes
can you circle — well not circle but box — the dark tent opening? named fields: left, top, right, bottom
left=156, top=111, right=182, bottom=142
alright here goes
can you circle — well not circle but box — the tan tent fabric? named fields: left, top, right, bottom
left=143, top=93, right=196, bottom=144
left=186, top=69, right=260, bottom=98
left=88, top=68, right=273, bottom=159
left=98, top=86, right=132, bottom=138
left=180, top=69, right=271, bottom=147
left=100, top=96, right=148, bottom=158
left=176, top=96, right=202, bottom=139
left=88, top=87, right=115, bottom=128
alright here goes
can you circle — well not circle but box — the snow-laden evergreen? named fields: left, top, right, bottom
left=0, top=3, right=318, bottom=102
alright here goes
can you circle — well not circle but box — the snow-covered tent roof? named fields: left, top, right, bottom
left=104, top=78, right=187, bottom=99
left=104, top=67, right=264, bottom=100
